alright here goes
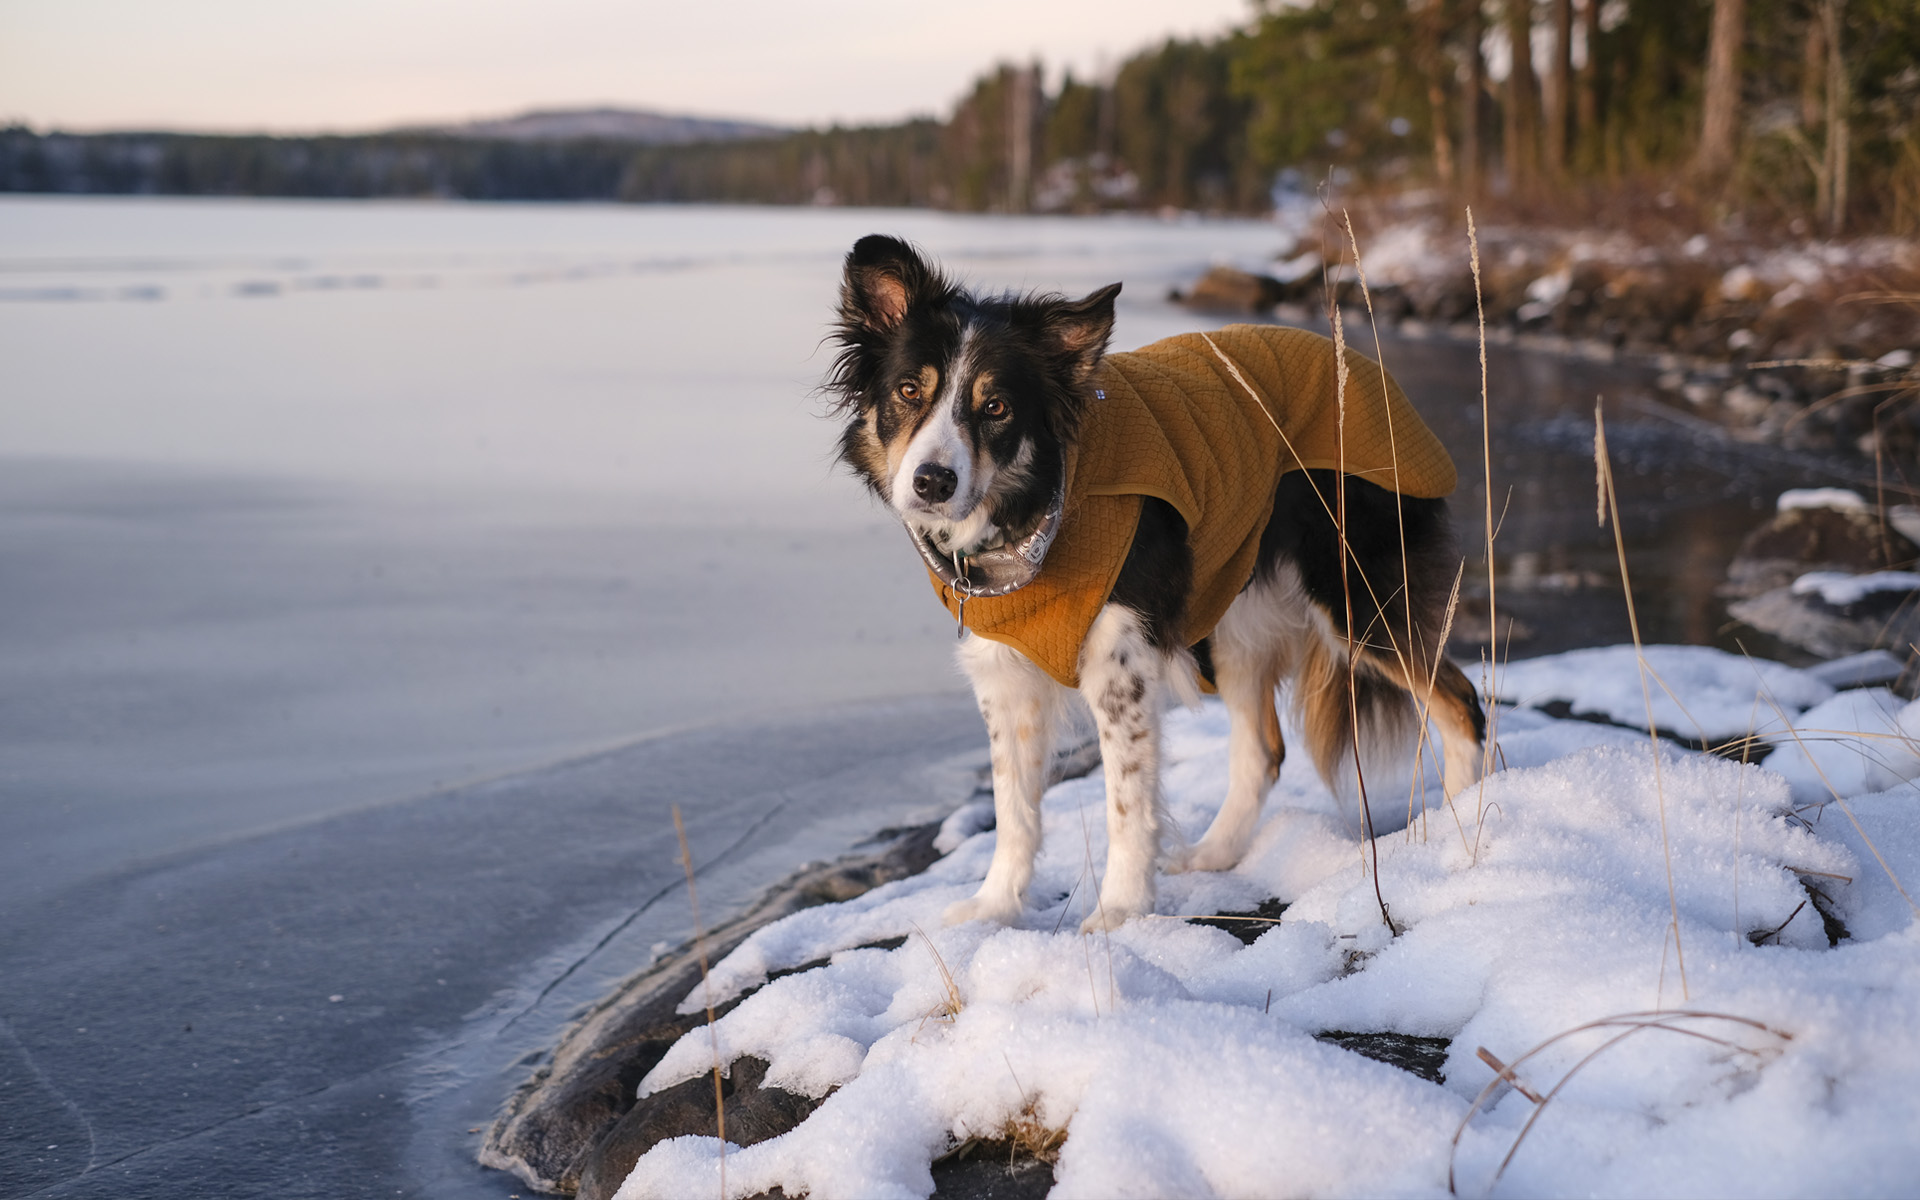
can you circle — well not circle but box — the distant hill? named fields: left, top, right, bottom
left=409, top=107, right=788, bottom=144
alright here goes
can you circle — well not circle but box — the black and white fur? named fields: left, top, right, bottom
left=828, top=235, right=1487, bottom=933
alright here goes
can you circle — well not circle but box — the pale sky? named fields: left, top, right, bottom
left=1, top=0, right=1252, bottom=134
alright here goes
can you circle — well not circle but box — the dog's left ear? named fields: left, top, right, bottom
left=1040, top=282, right=1121, bottom=378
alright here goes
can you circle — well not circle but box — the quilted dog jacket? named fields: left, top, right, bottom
left=927, top=323, right=1457, bottom=688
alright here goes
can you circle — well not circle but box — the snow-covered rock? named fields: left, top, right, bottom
left=618, top=644, right=1920, bottom=1200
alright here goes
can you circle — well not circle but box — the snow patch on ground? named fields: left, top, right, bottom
left=619, top=646, right=1920, bottom=1199
left=1490, top=643, right=1834, bottom=741
left=1777, top=487, right=1867, bottom=513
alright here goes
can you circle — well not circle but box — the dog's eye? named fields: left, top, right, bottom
left=982, top=396, right=1008, bottom=418
left=897, top=381, right=922, bottom=403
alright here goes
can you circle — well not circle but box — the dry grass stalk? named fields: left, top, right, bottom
left=908, top=921, right=964, bottom=1028
left=1143, top=913, right=1285, bottom=925
left=671, top=804, right=726, bottom=1197
left=1325, top=219, right=1394, bottom=934
left=1072, top=799, right=1115, bottom=1013
left=1594, top=402, right=1689, bottom=1002
left=1341, top=209, right=1456, bottom=845
left=1432, top=562, right=1475, bottom=853
left=1472, top=1047, right=1543, bottom=1103
left=1203, top=329, right=1418, bottom=883
left=1466, top=209, right=1502, bottom=858
left=1448, top=1010, right=1792, bottom=1196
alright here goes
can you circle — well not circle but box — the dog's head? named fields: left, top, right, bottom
left=825, top=235, right=1119, bottom=556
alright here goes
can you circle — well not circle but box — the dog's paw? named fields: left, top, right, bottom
left=943, top=893, right=1022, bottom=928
left=1078, top=901, right=1149, bottom=934
left=1175, top=834, right=1245, bottom=874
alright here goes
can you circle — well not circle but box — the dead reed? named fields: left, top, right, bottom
left=1594, top=403, right=1690, bottom=1001
left=1448, top=1010, right=1793, bottom=1196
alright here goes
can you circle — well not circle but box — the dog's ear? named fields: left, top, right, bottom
left=1039, top=282, right=1121, bottom=377
left=841, top=235, right=934, bottom=331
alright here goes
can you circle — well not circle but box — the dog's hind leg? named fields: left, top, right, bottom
left=944, top=635, right=1061, bottom=927
left=1077, top=604, right=1170, bottom=933
left=1425, top=657, right=1486, bottom=796
left=1357, top=647, right=1487, bottom=798
left=1179, top=595, right=1285, bottom=873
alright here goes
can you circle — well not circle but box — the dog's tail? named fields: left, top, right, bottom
left=1292, top=636, right=1426, bottom=827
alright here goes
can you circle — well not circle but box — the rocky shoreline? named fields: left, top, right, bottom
left=1175, top=217, right=1920, bottom=465
left=481, top=739, right=1446, bottom=1200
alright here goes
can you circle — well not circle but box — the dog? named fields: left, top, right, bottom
left=827, top=235, right=1486, bottom=933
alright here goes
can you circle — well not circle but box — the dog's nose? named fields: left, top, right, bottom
left=912, top=463, right=958, bottom=504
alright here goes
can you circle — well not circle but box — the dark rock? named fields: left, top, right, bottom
left=1179, top=265, right=1287, bottom=314
left=1723, top=502, right=1918, bottom=599
left=1721, top=496, right=1920, bottom=659
left=1187, top=899, right=1290, bottom=946
left=1529, top=698, right=1769, bottom=759
left=1726, top=579, right=1920, bottom=660
left=931, top=1147, right=1057, bottom=1199
left=1316, top=1031, right=1452, bottom=1084
left=575, top=1057, right=822, bottom=1200
left=481, top=821, right=947, bottom=1195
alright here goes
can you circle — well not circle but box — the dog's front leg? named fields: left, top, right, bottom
left=1077, top=605, right=1167, bottom=933
left=944, top=636, right=1059, bottom=927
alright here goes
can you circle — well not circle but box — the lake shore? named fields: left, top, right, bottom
left=1178, top=200, right=1920, bottom=470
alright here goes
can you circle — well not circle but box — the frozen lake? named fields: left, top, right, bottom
left=0, top=196, right=1300, bottom=905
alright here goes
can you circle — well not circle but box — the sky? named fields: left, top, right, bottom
left=1, top=0, right=1252, bottom=134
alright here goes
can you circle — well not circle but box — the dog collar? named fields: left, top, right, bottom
left=910, top=484, right=1065, bottom=601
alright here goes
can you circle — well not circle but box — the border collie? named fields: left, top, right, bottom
left=827, top=235, right=1485, bottom=933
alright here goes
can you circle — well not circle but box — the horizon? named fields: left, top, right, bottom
left=1, top=0, right=1248, bottom=137
left=7, top=103, right=798, bottom=140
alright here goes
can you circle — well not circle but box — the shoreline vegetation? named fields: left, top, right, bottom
left=6, top=1, right=1916, bottom=469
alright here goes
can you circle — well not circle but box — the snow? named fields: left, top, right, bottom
left=1776, top=487, right=1867, bottom=513
left=617, top=644, right=1920, bottom=1200
left=1765, top=689, right=1920, bottom=805
left=1489, top=643, right=1834, bottom=741
left=1792, top=570, right=1920, bottom=607
left=1804, top=648, right=1909, bottom=689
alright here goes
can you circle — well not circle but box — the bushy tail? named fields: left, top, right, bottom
left=1292, top=636, right=1422, bottom=821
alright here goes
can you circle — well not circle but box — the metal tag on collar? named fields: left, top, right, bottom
left=951, top=551, right=970, bottom=639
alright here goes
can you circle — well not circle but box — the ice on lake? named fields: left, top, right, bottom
left=0, top=196, right=1291, bottom=903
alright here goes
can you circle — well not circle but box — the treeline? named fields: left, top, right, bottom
left=1232, top=0, right=1920, bottom=234
left=5, top=1, right=1917, bottom=233
left=0, top=128, right=639, bottom=200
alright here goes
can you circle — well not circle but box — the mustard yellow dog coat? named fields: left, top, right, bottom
left=926, top=324, right=1457, bottom=688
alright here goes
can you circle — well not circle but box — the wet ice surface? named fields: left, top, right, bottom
left=0, top=196, right=1875, bottom=1196
left=0, top=198, right=1300, bottom=907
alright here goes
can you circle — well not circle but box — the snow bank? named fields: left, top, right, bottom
left=1490, top=643, right=1834, bottom=741
left=619, top=646, right=1920, bottom=1199
left=1792, top=570, right=1920, bottom=607
left=1765, top=689, right=1920, bottom=804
